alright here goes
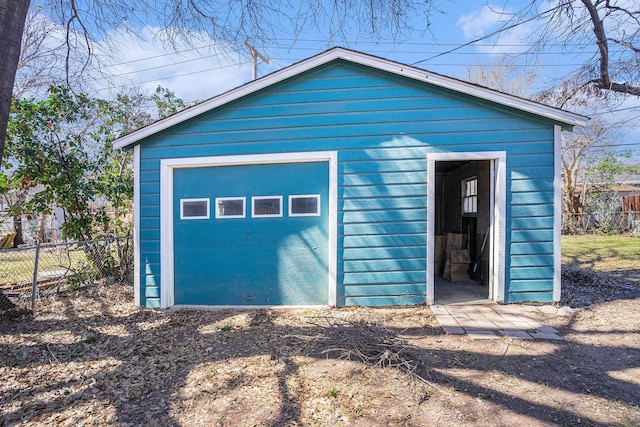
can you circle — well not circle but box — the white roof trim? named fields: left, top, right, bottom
left=113, top=47, right=589, bottom=150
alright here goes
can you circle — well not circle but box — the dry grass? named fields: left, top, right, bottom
left=1, top=234, right=639, bottom=426
left=1, top=278, right=640, bottom=426
left=562, top=234, right=640, bottom=275
left=0, top=248, right=88, bottom=288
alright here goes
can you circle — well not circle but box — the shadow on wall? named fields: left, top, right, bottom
left=337, top=136, right=431, bottom=305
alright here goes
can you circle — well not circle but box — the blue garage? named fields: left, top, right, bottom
left=113, top=47, right=587, bottom=309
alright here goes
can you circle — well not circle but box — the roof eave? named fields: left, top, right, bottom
left=113, top=47, right=589, bottom=150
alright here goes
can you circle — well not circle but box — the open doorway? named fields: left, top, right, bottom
left=426, top=152, right=506, bottom=305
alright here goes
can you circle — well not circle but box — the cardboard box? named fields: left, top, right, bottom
left=433, top=235, right=447, bottom=276
left=446, top=233, right=467, bottom=252
left=443, top=249, right=471, bottom=281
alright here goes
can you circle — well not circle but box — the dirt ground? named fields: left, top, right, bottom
left=1, top=267, right=639, bottom=426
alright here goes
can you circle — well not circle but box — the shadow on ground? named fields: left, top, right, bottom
left=1, top=282, right=639, bottom=426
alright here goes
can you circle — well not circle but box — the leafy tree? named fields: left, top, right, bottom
left=5, top=86, right=120, bottom=242
left=2, top=83, right=187, bottom=244
left=581, top=151, right=640, bottom=232
left=0, top=0, right=437, bottom=167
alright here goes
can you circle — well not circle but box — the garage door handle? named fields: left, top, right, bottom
left=242, top=295, right=255, bottom=301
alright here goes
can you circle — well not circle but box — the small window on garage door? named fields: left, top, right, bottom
left=289, top=194, right=320, bottom=217
left=215, top=197, right=246, bottom=218
left=252, top=196, right=283, bottom=218
left=180, top=198, right=210, bottom=219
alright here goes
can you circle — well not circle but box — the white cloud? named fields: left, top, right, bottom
left=457, top=5, right=507, bottom=39
left=16, top=16, right=267, bottom=103
left=456, top=5, right=535, bottom=55
left=91, top=26, right=261, bottom=102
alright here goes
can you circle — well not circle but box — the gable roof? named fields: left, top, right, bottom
left=113, top=47, right=589, bottom=150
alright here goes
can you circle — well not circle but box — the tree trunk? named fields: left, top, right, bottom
left=13, top=214, right=23, bottom=246
left=0, top=0, right=31, bottom=167
left=37, top=212, right=46, bottom=243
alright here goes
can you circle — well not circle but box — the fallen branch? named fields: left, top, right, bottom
left=301, top=316, right=442, bottom=391
left=46, top=343, right=59, bottom=364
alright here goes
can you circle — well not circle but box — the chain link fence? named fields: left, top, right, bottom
left=0, top=235, right=133, bottom=311
left=563, top=211, right=640, bottom=235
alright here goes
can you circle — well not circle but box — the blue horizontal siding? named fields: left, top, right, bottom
left=145, top=298, right=161, bottom=308
left=139, top=206, right=159, bottom=218
left=146, top=119, right=543, bottom=149
left=508, top=165, right=554, bottom=179
left=340, top=209, right=426, bottom=224
left=340, top=246, right=426, bottom=261
left=510, top=229, right=554, bottom=242
left=342, top=295, right=426, bottom=306
left=341, top=221, right=425, bottom=235
left=509, top=192, right=553, bottom=205
left=185, top=105, right=518, bottom=134
left=341, top=258, right=425, bottom=273
left=339, top=183, right=427, bottom=198
left=140, top=129, right=552, bottom=159
left=145, top=285, right=160, bottom=298
left=136, top=60, right=560, bottom=307
left=139, top=193, right=160, bottom=205
left=508, top=279, right=554, bottom=291
left=509, top=267, right=554, bottom=280
left=342, top=171, right=426, bottom=186
left=140, top=252, right=160, bottom=265
left=510, top=242, right=554, bottom=255
left=508, top=204, right=555, bottom=217
left=506, top=291, right=554, bottom=304
left=341, top=196, right=425, bottom=211
left=508, top=153, right=553, bottom=167
left=341, top=233, right=426, bottom=248
left=509, top=254, right=555, bottom=267
left=340, top=160, right=425, bottom=174
left=343, top=283, right=426, bottom=297
left=510, top=216, right=554, bottom=230
left=140, top=228, right=161, bottom=241
left=140, top=239, right=160, bottom=252
left=339, top=271, right=425, bottom=285
left=510, top=179, right=554, bottom=193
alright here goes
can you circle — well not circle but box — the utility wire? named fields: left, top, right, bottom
left=93, top=60, right=251, bottom=92
left=412, top=2, right=570, bottom=65
left=589, top=105, right=640, bottom=115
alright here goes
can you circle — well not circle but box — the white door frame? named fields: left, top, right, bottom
left=159, top=151, right=338, bottom=309
left=426, top=151, right=506, bottom=305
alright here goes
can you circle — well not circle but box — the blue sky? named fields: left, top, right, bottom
left=93, top=2, right=571, bottom=99
left=60, top=1, right=639, bottom=157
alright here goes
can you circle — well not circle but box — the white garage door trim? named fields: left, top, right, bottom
left=159, top=151, right=338, bottom=309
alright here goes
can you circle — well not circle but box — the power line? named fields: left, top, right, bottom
left=412, top=2, right=571, bottom=65
left=105, top=53, right=230, bottom=78
left=268, top=38, right=600, bottom=48
left=93, top=60, right=251, bottom=92
left=591, top=142, right=640, bottom=148
left=102, top=42, right=229, bottom=67
left=90, top=37, right=621, bottom=71
left=589, top=105, right=640, bottom=115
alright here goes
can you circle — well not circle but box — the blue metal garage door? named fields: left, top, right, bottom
left=173, top=161, right=329, bottom=305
